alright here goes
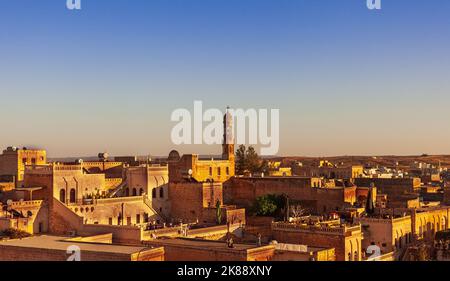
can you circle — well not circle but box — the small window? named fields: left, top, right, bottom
left=108, top=218, right=113, bottom=225
left=217, top=167, right=221, bottom=176
left=209, top=167, right=213, bottom=176
left=136, top=214, right=141, bottom=224
left=159, top=188, right=164, bottom=198
left=152, top=189, right=156, bottom=198
left=226, top=167, right=230, bottom=175
left=22, top=158, right=27, bottom=165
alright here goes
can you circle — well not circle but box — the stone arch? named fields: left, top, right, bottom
left=69, top=188, right=76, bottom=203
left=349, top=240, right=354, bottom=261
left=59, top=189, right=66, bottom=203
left=354, top=239, right=360, bottom=261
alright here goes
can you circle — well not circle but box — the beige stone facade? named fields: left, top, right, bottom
left=0, top=147, right=46, bottom=187
left=272, top=221, right=363, bottom=261
left=125, top=165, right=169, bottom=217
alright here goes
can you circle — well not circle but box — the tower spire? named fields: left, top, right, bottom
left=222, top=106, right=234, bottom=160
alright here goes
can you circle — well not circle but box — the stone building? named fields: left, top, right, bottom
left=144, top=238, right=274, bottom=261
left=354, top=178, right=422, bottom=205
left=292, top=162, right=363, bottom=179
left=272, top=243, right=336, bottom=261
left=166, top=109, right=244, bottom=225
left=124, top=165, right=169, bottom=216
left=411, top=207, right=449, bottom=241
left=0, top=146, right=46, bottom=187
left=24, top=164, right=107, bottom=204
left=0, top=235, right=164, bottom=261
left=356, top=215, right=413, bottom=256
left=168, top=110, right=235, bottom=184
left=0, top=200, right=48, bottom=234
left=168, top=181, right=245, bottom=225
left=21, top=163, right=161, bottom=234
left=271, top=220, right=363, bottom=261
left=444, top=182, right=450, bottom=206
left=223, top=177, right=356, bottom=214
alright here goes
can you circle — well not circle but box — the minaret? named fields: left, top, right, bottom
left=222, top=106, right=235, bottom=161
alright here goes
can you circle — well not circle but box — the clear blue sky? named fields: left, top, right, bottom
left=1, top=0, right=449, bottom=157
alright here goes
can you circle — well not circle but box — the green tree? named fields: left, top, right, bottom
left=235, top=145, right=266, bottom=175
left=252, top=194, right=284, bottom=216
left=246, top=146, right=260, bottom=174
left=235, top=144, right=247, bottom=175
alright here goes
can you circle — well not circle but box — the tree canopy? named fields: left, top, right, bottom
left=235, top=145, right=268, bottom=175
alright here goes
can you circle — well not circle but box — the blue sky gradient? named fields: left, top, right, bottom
left=1, top=0, right=449, bottom=157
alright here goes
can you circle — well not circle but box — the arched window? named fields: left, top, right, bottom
left=209, top=167, right=213, bottom=176
left=69, top=189, right=76, bottom=203
left=152, top=188, right=156, bottom=198
left=132, top=188, right=137, bottom=196
left=159, top=187, right=164, bottom=198
left=59, top=189, right=66, bottom=203
left=139, top=188, right=144, bottom=195
left=125, top=188, right=130, bottom=196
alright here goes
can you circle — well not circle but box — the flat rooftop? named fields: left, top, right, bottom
left=148, top=238, right=264, bottom=251
left=0, top=235, right=151, bottom=255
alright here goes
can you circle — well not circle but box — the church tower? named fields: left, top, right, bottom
left=222, top=107, right=235, bottom=161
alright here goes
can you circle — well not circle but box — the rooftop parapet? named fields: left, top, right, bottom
left=272, top=221, right=361, bottom=236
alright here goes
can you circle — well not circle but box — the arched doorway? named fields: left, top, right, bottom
left=59, top=189, right=66, bottom=203
left=132, top=188, right=137, bottom=196
left=69, top=189, right=76, bottom=203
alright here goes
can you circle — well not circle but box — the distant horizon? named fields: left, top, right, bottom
left=44, top=151, right=450, bottom=160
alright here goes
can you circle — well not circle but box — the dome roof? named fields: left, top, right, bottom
left=168, top=150, right=181, bottom=161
